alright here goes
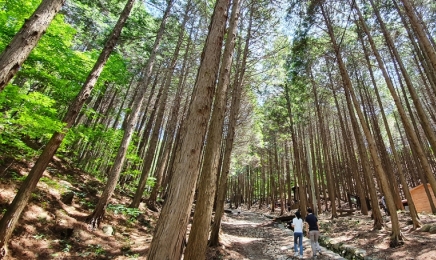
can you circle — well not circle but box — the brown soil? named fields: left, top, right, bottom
left=0, top=156, right=157, bottom=259
left=318, top=210, right=436, bottom=260
left=1, top=156, right=436, bottom=259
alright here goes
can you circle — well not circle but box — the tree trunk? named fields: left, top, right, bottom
left=86, top=0, right=174, bottom=229
left=356, top=75, right=403, bottom=211
left=147, top=25, right=194, bottom=211
left=357, top=29, right=420, bottom=226
left=274, top=138, right=285, bottom=216
left=284, top=142, right=293, bottom=211
left=184, top=0, right=240, bottom=256
left=398, top=0, right=436, bottom=74
left=356, top=0, right=436, bottom=209
left=209, top=5, right=252, bottom=246
left=283, top=84, right=307, bottom=217
left=310, top=69, right=338, bottom=218
left=0, top=0, right=135, bottom=256
left=136, top=71, right=162, bottom=158
left=321, top=2, right=402, bottom=246
left=0, top=0, right=66, bottom=91
left=334, top=90, right=368, bottom=215
left=129, top=78, right=169, bottom=208
left=370, top=0, right=436, bottom=201
left=146, top=0, right=230, bottom=257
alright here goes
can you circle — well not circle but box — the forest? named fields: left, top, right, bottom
left=1, top=0, right=436, bottom=259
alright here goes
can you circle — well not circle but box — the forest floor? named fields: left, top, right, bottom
left=210, top=206, right=436, bottom=260
left=1, top=156, right=436, bottom=259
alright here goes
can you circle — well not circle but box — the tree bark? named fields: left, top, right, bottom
left=147, top=17, right=195, bottom=211
left=86, top=0, right=174, bottom=229
left=146, top=0, right=230, bottom=257
left=356, top=0, right=436, bottom=209
left=310, top=69, right=338, bottom=218
left=398, top=0, right=436, bottom=74
left=0, top=0, right=66, bottom=91
left=357, top=30, right=420, bottom=225
left=184, top=0, right=240, bottom=256
left=323, top=2, right=396, bottom=240
left=0, top=0, right=135, bottom=256
left=209, top=5, right=253, bottom=246
left=283, top=83, right=307, bottom=217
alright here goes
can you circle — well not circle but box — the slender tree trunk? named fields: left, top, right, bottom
left=310, top=127, right=322, bottom=212
left=335, top=87, right=384, bottom=229
left=396, top=1, right=436, bottom=98
left=129, top=78, right=169, bottom=208
left=355, top=0, right=436, bottom=207
left=86, top=0, right=174, bottom=229
left=209, top=7, right=252, bottom=246
left=184, top=0, right=240, bottom=256
left=395, top=114, right=436, bottom=214
left=146, top=0, right=230, bottom=257
left=284, top=84, right=307, bottom=217
left=147, top=24, right=195, bottom=211
left=274, top=138, right=285, bottom=215
left=306, top=129, right=317, bottom=215
left=285, top=142, right=292, bottom=211
left=357, top=30, right=420, bottom=226
left=111, top=76, right=135, bottom=129
left=310, top=69, right=338, bottom=218
left=0, top=0, right=135, bottom=256
left=398, top=0, right=436, bottom=74
left=268, top=148, right=275, bottom=212
left=371, top=0, right=436, bottom=170
left=356, top=74, right=403, bottom=211
left=334, top=90, right=368, bottom=214
left=321, top=3, right=402, bottom=246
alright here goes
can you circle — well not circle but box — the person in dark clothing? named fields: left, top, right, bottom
left=305, top=208, right=321, bottom=258
left=381, top=196, right=390, bottom=216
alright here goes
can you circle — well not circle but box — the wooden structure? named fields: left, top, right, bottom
left=336, top=208, right=356, bottom=216
left=409, top=184, right=436, bottom=213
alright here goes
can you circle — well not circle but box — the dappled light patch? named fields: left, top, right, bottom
left=0, top=155, right=158, bottom=259
left=209, top=205, right=436, bottom=260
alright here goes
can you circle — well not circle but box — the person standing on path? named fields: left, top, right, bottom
left=292, top=210, right=304, bottom=258
left=381, top=196, right=389, bottom=216
left=305, top=207, right=322, bottom=259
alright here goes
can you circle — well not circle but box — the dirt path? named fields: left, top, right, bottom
left=207, top=209, right=345, bottom=260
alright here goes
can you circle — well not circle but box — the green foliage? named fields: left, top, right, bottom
left=0, top=0, right=135, bottom=161
left=32, top=233, right=45, bottom=240
left=107, top=204, right=141, bottom=219
left=0, top=0, right=42, bottom=48
left=40, top=176, right=66, bottom=191
left=60, top=240, right=72, bottom=252
left=88, top=244, right=105, bottom=256
left=10, top=172, right=26, bottom=182
left=0, top=84, right=65, bottom=155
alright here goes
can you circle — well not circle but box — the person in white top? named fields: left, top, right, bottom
left=292, top=210, right=304, bottom=258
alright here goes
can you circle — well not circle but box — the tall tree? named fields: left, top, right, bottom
left=146, top=0, right=231, bottom=257
left=210, top=27, right=250, bottom=246
left=131, top=0, right=194, bottom=209
left=398, top=0, right=436, bottom=74
left=184, top=0, right=241, bottom=257
left=147, top=15, right=196, bottom=211
left=310, top=69, right=338, bottom=218
left=320, top=2, right=403, bottom=246
left=0, top=0, right=135, bottom=256
left=86, top=0, right=175, bottom=229
left=351, top=0, right=436, bottom=206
